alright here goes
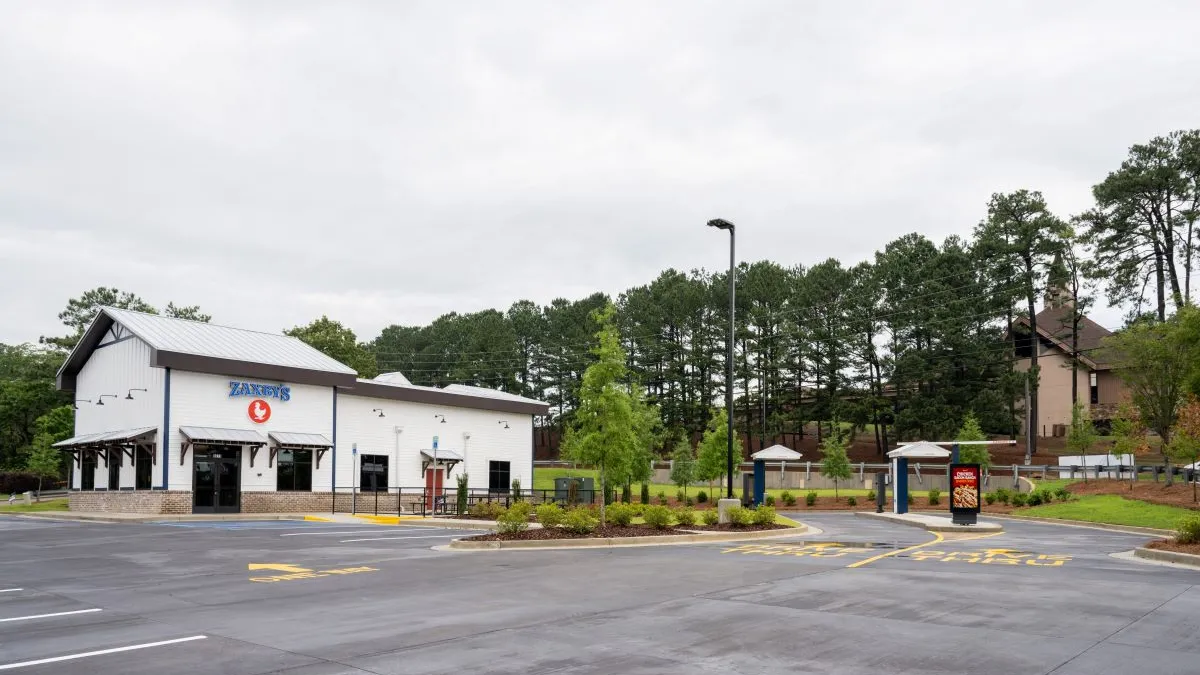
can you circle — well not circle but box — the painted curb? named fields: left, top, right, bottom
left=854, top=511, right=1003, bottom=533
left=351, top=515, right=502, bottom=531
left=990, top=514, right=1173, bottom=537
left=1134, top=546, right=1200, bottom=567
left=447, top=526, right=810, bottom=550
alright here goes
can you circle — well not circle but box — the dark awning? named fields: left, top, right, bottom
left=266, top=431, right=332, bottom=469
left=179, top=426, right=268, bottom=446
left=54, top=426, right=157, bottom=451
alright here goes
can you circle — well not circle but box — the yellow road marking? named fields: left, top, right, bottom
left=846, top=531, right=945, bottom=569
left=943, top=531, right=1005, bottom=543
left=246, top=561, right=379, bottom=583
left=247, top=563, right=310, bottom=573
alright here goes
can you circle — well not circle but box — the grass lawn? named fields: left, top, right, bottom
left=1018, top=494, right=1196, bottom=530
left=0, top=497, right=68, bottom=513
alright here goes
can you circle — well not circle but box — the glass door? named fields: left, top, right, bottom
left=193, top=446, right=241, bottom=513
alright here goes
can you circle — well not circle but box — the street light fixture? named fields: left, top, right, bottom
left=125, top=388, right=147, bottom=400
left=373, top=408, right=385, bottom=418
left=96, top=394, right=118, bottom=406
left=498, top=420, right=510, bottom=429
left=707, top=218, right=736, bottom=500
left=73, top=399, right=92, bottom=410
left=434, top=414, right=447, bottom=424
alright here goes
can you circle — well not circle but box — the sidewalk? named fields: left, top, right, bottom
left=17, top=510, right=498, bottom=529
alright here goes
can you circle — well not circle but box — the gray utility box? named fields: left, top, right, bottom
left=554, top=477, right=595, bottom=504
left=742, top=474, right=754, bottom=506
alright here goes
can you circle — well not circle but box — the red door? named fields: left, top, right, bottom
left=425, top=468, right=444, bottom=511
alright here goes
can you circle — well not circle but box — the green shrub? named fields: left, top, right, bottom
left=907, top=493, right=915, bottom=506
left=469, top=501, right=505, bottom=519
left=607, top=502, right=636, bottom=527
left=630, top=502, right=646, bottom=516
left=563, top=507, right=598, bottom=534
left=686, top=497, right=695, bottom=507
left=727, top=506, right=754, bottom=527
left=1026, top=491, right=1043, bottom=506
left=846, top=496, right=857, bottom=507
left=496, top=503, right=531, bottom=533
left=1036, top=489, right=1054, bottom=504
left=1054, top=487, right=1071, bottom=502
left=928, top=487, right=941, bottom=506
left=994, top=488, right=1011, bottom=505
left=865, top=490, right=876, bottom=502
left=1176, top=516, right=1200, bottom=544
left=984, top=492, right=996, bottom=506
left=455, top=474, right=469, bottom=515
left=697, top=490, right=708, bottom=503
left=643, top=505, right=673, bottom=529
left=673, top=506, right=697, bottom=527
left=765, top=495, right=776, bottom=507
left=657, top=491, right=667, bottom=505
left=781, top=490, right=797, bottom=507
left=701, top=509, right=720, bottom=525
left=1010, top=493, right=1028, bottom=507
left=674, top=489, right=684, bottom=503
left=641, top=483, right=650, bottom=504
left=510, top=477, right=523, bottom=502
left=536, top=503, right=564, bottom=528
left=752, top=506, right=776, bottom=526
left=805, top=491, right=817, bottom=507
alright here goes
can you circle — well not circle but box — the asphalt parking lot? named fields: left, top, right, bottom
left=1, top=513, right=1198, bottom=674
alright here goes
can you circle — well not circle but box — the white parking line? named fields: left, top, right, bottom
left=339, top=534, right=463, bottom=543
left=0, top=608, right=102, bottom=623
left=0, top=635, right=207, bottom=671
left=0, top=589, right=22, bottom=594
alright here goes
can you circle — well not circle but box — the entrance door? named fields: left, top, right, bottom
left=194, top=446, right=241, bottom=514
left=424, top=468, right=444, bottom=511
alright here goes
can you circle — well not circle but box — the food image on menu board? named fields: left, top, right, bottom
left=951, top=466, right=980, bottom=510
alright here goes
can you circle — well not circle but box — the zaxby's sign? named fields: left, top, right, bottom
left=228, top=381, right=291, bottom=401
left=229, top=381, right=290, bottom=425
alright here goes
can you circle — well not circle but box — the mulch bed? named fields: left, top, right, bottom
left=1063, top=479, right=1200, bottom=511
left=1145, top=539, right=1200, bottom=556
left=465, top=524, right=695, bottom=541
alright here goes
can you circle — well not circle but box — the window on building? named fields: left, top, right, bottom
left=81, top=452, right=96, bottom=490
left=276, top=449, right=313, bottom=492
left=108, top=451, right=121, bottom=490
left=135, top=448, right=153, bottom=490
left=1090, top=372, right=1099, bottom=405
left=489, top=461, right=511, bottom=493
left=360, top=454, right=388, bottom=492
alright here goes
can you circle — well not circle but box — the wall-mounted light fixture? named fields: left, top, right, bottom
left=126, top=388, right=147, bottom=400
left=498, top=420, right=510, bottom=429
left=96, top=394, right=118, bottom=406
left=373, top=408, right=385, bottom=418
left=434, top=414, right=447, bottom=424
left=73, top=399, right=92, bottom=410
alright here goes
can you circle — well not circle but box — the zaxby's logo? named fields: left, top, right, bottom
left=248, top=399, right=272, bottom=424
left=229, top=381, right=291, bottom=401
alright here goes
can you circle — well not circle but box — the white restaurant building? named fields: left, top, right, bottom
left=54, top=307, right=547, bottom=514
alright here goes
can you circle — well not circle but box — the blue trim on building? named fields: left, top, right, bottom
left=895, top=458, right=909, bottom=514
left=162, top=367, right=171, bottom=489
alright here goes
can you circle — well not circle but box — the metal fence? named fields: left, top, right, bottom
left=330, top=485, right=598, bottom=517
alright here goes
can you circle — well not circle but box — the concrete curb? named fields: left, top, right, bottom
left=446, top=526, right=809, bottom=550
left=349, top=515, right=503, bottom=531
left=854, top=511, right=1003, bottom=533
left=989, top=514, right=1173, bottom=537
left=21, top=512, right=312, bottom=524
left=1134, top=546, right=1200, bottom=567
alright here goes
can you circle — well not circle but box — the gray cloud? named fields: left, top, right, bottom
left=3, top=0, right=1198, bottom=343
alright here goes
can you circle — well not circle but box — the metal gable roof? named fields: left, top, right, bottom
left=57, top=307, right=358, bottom=391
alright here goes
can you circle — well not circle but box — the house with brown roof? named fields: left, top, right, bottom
left=1013, top=281, right=1129, bottom=437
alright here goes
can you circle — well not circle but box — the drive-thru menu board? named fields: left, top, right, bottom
left=950, top=463, right=981, bottom=525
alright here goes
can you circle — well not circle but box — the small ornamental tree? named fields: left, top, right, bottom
left=1111, top=402, right=1151, bottom=491
left=669, top=438, right=697, bottom=502
left=697, top=408, right=742, bottom=499
left=955, top=412, right=991, bottom=470
left=25, top=442, right=61, bottom=498
left=1169, top=397, right=1200, bottom=503
left=1066, top=401, right=1098, bottom=482
left=819, top=434, right=852, bottom=498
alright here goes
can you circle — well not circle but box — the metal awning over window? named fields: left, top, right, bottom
left=267, top=431, right=332, bottom=469
left=420, top=449, right=464, bottom=473
left=179, top=426, right=267, bottom=466
left=54, top=427, right=157, bottom=468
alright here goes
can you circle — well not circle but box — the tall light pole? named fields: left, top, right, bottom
left=708, top=218, right=736, bottom=500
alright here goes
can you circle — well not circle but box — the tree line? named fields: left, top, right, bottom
left=2, top=129, right=1197, bottom=478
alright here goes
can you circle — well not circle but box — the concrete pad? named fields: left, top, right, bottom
left=856, top=510, right=1003, bottom=532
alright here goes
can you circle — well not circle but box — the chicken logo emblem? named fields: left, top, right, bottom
left=248, top=398, right=272, bottom=424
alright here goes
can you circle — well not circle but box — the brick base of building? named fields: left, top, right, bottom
left=69, top=490, right=192, bottom=514
left=69, top=490, right=430, bottom=514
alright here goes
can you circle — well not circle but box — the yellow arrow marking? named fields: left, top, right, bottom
left=248, top=563, right=312, bottom=574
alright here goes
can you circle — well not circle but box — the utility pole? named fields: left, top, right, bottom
left=708, top=218, right=738, bottom=511
left=1024, top=377, right=1032, bottom=465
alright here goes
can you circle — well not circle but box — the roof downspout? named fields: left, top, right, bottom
left=161, top=367, right=171, bottom=490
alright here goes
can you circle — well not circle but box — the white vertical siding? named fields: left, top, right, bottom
left=167, top=372, right=334, bottom=492
left=72, top=337, right=163, bottom=489
left=336, top=394, right=533, bottom=492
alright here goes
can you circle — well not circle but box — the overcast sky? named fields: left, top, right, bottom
left=2, top=1, right=1198, bottom=345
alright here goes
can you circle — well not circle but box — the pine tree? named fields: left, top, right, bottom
left=956, top=412, right=991, bottom=470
